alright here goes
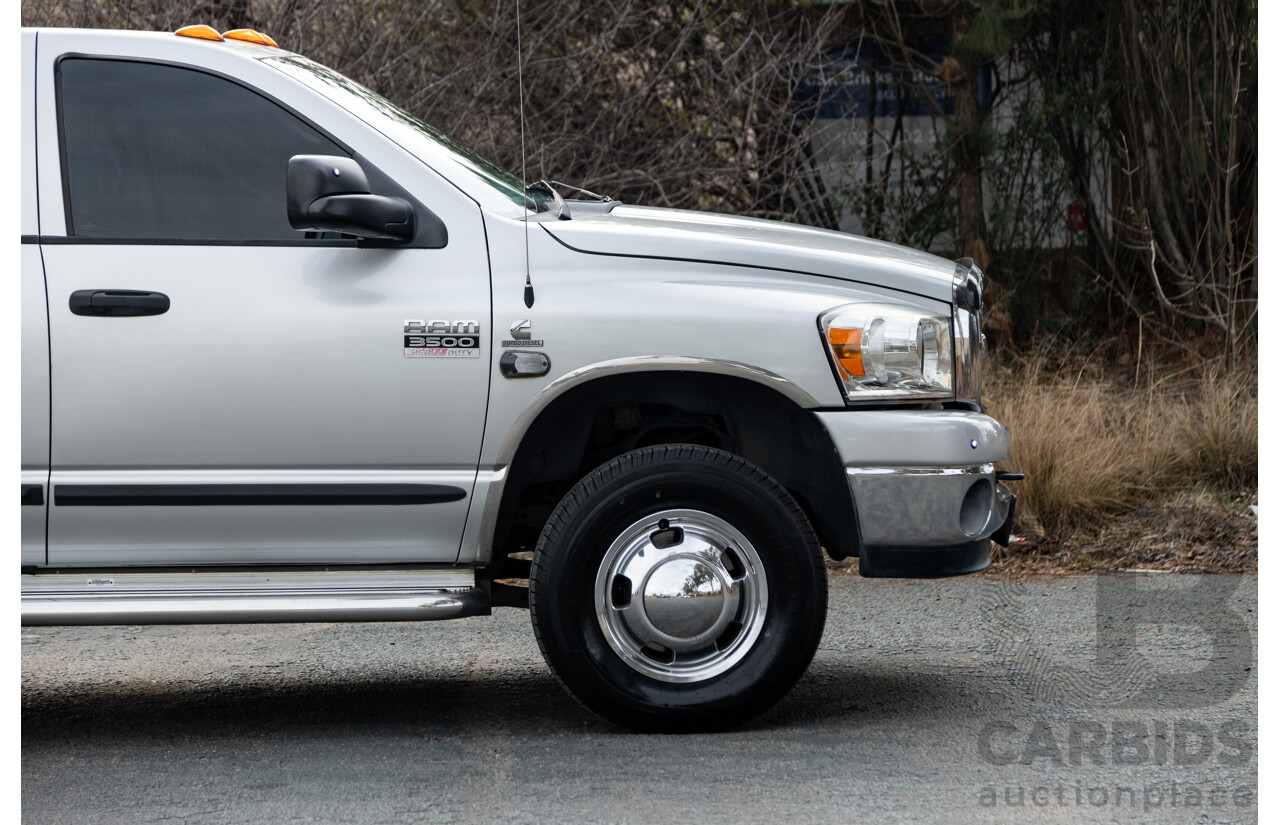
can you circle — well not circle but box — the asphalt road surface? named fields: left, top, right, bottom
left=22, top=572, right=1257, bottom=824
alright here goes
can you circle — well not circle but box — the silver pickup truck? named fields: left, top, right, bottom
left=20, top=26, right=1016, bottom=731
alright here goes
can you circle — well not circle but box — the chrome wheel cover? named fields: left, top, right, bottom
left=593, top=509, right=769, bottom=683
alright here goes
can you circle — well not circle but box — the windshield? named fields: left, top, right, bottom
left=266, top=55, right=551, bottom=214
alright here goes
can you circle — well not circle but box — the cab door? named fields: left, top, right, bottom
left=36, top=33, right=491, bottom=566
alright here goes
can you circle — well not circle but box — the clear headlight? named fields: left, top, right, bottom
left=819, top=303, right=953, bottom=401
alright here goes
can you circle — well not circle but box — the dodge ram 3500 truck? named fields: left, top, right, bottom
left=20, top=26, right=1016, bottom=731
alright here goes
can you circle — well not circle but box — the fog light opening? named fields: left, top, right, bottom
left=959, top=478, right=994, bottom=536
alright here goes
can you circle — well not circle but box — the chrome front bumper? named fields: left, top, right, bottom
left=815, top=409, right=1015, bottom=577
left=846, top=464, right=1013, bottom=549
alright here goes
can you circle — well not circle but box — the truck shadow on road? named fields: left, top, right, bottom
left=22, top=662, right=986, bottom=741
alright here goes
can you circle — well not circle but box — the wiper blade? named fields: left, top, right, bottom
left=525, top=180, right=564, bottom=218
left=547, top=180, right=612, bottom=202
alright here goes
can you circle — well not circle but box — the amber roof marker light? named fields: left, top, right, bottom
left=175, top=25, right=224, bottom=41
left=223, top=29, right=279, bottom=47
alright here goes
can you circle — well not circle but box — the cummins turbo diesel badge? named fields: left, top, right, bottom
left=502, top=319, right=545, bottom=348
left=404, top=319, right=481, bottom=358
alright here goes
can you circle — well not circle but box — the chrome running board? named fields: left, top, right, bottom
left=21, top=567, right=489, bottom=626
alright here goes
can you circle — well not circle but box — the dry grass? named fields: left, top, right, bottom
left=985, top=352, right=1258, bottom=547
left=1179, top=380, right=1259, bottom=491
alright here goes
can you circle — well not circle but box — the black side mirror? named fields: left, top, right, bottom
left=287, top=155, right=416, bottom=243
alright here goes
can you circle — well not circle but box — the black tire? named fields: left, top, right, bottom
left=529, top=445, right=827, bottom=732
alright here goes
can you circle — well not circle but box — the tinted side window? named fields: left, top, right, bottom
left=59, top=58, right=346, bottom=240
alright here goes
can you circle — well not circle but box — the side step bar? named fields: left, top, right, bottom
left=21, top=567, right=490, bottom=626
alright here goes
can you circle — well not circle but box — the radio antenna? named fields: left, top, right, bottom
left=516, top=0, right=535, bottom=308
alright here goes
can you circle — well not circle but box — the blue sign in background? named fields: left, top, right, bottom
left=793, top=39, right=993, bottom=119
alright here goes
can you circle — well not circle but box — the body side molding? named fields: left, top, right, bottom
left=54, top=483, right=467, bottom=506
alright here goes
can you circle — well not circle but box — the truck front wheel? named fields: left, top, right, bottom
left=529, top=445, right=827, bottom=731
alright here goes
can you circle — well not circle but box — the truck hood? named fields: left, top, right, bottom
left=541, top=204, right=957, bottom=303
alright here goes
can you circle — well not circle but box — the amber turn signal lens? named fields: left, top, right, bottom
left=827, top=327, right=865, bottom=378
left=223, top=29, right=278, bottom=47
left=175, top=24, right=224, bottom=41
